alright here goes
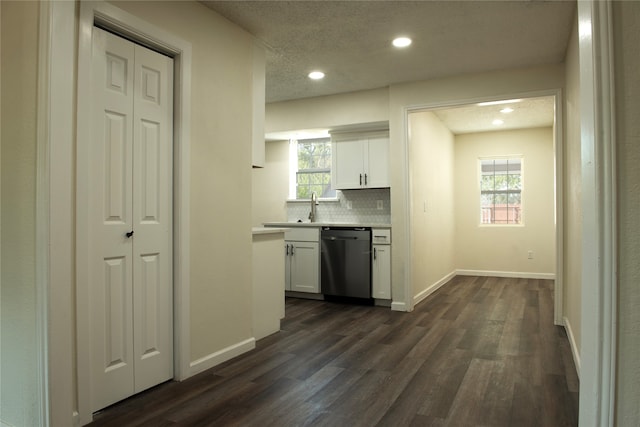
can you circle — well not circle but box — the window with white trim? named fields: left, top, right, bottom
left=290, top=138, right=336, bottom=199
left=480, top=157, right=522, bottom=225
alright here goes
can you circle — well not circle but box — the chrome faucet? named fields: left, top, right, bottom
left=308, top=192, right=318, bottom=222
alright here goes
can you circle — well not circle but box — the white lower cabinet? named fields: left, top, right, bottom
left=372, top=229, right=391, bottom=299
left=285, top=228, right=320, bottom=293
left=285, top=241, right=320, bottom=293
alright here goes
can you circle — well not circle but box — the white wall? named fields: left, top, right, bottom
left=0, top=2, right=41, bottom=425
left=252, top=140, right=289, bottom=226
left=563, top=15, right=582, bottom=369
left=266, top=87, right=389, bottom=134
left=408, top=111, right=456, bottom=301
left=454, top=128, right=555, bottom=276
left=612, top=2, right=640, bottom=424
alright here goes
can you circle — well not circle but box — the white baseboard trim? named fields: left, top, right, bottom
left=563, top=316, right=581, bottom=378
left=455, top=269, right=556, bottom=280
left=188, top=337, right=256, bottom=377
left=413, top=270, right=457, bottom=307
left=391, top=301, right=408, bottom=312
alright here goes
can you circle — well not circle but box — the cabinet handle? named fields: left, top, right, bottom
left=285, top=244, right=289, bottom=256
left=365, top=174, right=368, bottom=185
left=291, top=245, right=295, bottom=255
left=374, top=247, right=377, bottom=260
left=126, top=230, right=134, bottom=238
left=359, top=174, right=362, bottom=185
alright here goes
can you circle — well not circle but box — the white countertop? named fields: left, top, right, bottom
left=252, top=226, right=289, bottom=236
left=263, top=222, right=391, bottom=229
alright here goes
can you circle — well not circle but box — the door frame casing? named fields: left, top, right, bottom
left=577, top=1, right=617, bottom=425
left=40, top=1, right=78, bottom=425
left=75, top=2, right=192, bottom=424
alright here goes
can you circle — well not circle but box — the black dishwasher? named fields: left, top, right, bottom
left=320, top=227, right=372, bottom=300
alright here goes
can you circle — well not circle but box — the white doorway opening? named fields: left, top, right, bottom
left=401, top=91, right=564, bottom=325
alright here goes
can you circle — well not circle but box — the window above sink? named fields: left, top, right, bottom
left=289, top=138, right=337, bottom=200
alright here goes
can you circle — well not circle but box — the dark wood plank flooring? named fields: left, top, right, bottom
left=89, top=276, right=579, bottom=426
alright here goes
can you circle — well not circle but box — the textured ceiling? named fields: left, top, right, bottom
left=433, top=96, right=555, bottom=135
left=202, top=0, right=576, bottom=104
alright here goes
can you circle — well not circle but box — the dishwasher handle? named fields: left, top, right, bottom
left=322, top=235, right=359, bottom=241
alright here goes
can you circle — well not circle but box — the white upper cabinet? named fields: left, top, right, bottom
left=331, top=131, right=390, bottom=190
left=366, top=134, right=390, bottom=188
left=333, top=138, right=364, bottom=189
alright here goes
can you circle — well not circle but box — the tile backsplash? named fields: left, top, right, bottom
left=287, top=188, right=391, bottom=224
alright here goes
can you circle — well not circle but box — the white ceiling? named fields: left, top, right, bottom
left=202, top=0, right=572, bottom=135
left=432, top=96, right=555, bottom=134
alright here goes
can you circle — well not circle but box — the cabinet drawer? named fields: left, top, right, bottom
left=372, top=229, right=391, bottom=245
left=285, top=227, right=319, bottom=242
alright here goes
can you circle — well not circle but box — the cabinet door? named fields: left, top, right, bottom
left=284, top=243, right=292, bottom=291
left=372, top=245, right=391, bottom=299
left=365, top=135, right=390, bottom=188
left=332, top=139, right=364, bottom=189
left=290, top=242, right=320, bottom=293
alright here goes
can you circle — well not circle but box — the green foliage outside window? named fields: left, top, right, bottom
left=298, top=140, right=331, bottom=170
left=296, top=140, right=336, bottom=199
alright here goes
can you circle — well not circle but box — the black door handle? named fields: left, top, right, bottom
left=126, top=230, right=134, bottom=238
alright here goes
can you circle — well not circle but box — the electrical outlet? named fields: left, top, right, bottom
left=528, top=250, right=534, bottom=260
left=347, top=200, right=353, bottom=210
left=376, top=200, right=384, bottom=210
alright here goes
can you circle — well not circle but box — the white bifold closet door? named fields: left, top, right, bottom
left=89, top=27, right=174, bottom=412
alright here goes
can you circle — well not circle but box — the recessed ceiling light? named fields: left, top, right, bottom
left=500, top=107, right=514, bottom=114
left=308, top=71, right=325, bottom=80
left=392, top=37, right=412, bottom=48
left=477, top=99, right=522, bottom=107
left=492, top=119, right=504, bottom=126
